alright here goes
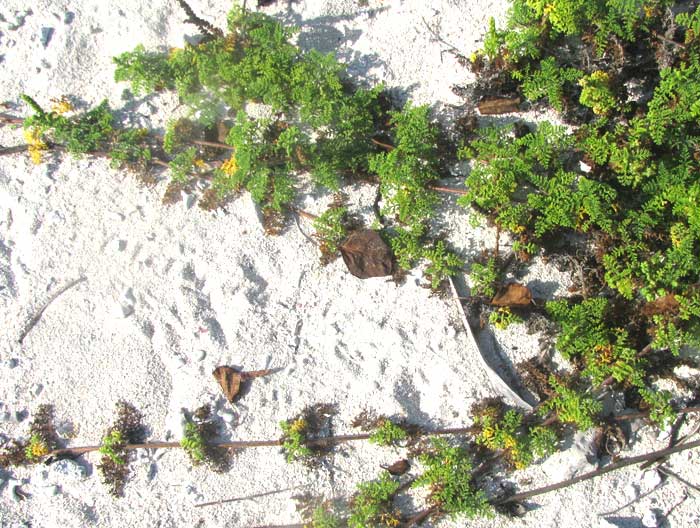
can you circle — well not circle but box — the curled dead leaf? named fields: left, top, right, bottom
left=477, top=96, right=521, bottom=115
left=213, top=366, right=278, bottom=403
left=339, top=229, right=394, bottom=279
left=491, top=283, right=532, bottom=307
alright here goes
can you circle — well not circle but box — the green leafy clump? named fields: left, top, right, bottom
left=489, top=307, right=523, bottom=329
left=280, top=418, right=312, bottom=463
left=181, top=420, right=207, bottom=465
left=512, top=57, right=582, bottom=112
left=388, top=225, right=463, bottom=289
left=638, top=387, right=675, bottom=428
left=21, top=95, right=116, bottom=156
left=97, top=402, right=146, bottom=497
left=310, top=505, right=341, bottom=528
left=413, top=438, right=492, bottom=518
left=423, top=240, right=464, bottom=289
left=313, top=205, right=348, bottom=263
left=578, top=71, right=617, bottom=116
left=546, top=298, right=645, bottom=386
left=539, top=377, right=602, bottom=430
left=24, top=434, right=50, bottom=463
left=368, top=419, right=408, bottom=447
left=114, top=7, right=382, bottom=212
left=469, top=258, right=500, bottom=298
left=369, top=105, right=440, bottom=232
left=460, top=122, right=616, bottom=241
left=348, top=471, right=401, bottom=528
left=99, top=430, right=126, bottom=466
left=475, top=407, right=557, bottom=469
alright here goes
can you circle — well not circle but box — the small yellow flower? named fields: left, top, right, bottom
left=194, top=158, right=207, bottom=169
left=50, top=97, right=73, bottom=114
left=220, top=154, right=238, bottom=176
left=25, top=435, right=50, bottom=461
left=23, top=127, right=48, bottom=165
left=290, top=418, right=307, bottom=434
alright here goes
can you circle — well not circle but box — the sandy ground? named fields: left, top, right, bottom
left=0, top=1, right=698, bottom=527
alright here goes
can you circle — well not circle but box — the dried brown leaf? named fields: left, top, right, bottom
left=491, top=283, right=532, bottom=307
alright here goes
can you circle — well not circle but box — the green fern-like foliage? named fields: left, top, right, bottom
left=512, top=57, right=582, bottom=112
left=368, top=419, right=408, bottom=447
left=460, top=122, right=616, bottom=240
left=348, top=471, right=401, bottom=528
left=181, top=420, right=207, bottom=465
left=539, top=377, right=602, bottom=430
left=413, top=438, right=492, bottom=518
left=369, top=104, right=440, bottom=232
left=475, top=408, right=557, bottom=469
left=546, top=298, right=646, bottom=386
left=114, top=6, right=382, bottom=212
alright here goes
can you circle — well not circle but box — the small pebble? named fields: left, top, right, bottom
left=7, top=358, right=19, bottom=369
left=64, top=11, right=75, bottom=24
left=32, top=383, right=43, bottom=396
left=40, top=27, right=54, bottom=48
left=196, top=350, right=207, bottom=362
left=220, top=411, right=236, bottom=424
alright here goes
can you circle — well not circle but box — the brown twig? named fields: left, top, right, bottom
left=494, top=438, right=700, bottom=505
left=47, top=425, right=476, bottom=459
left=371, top=137, right=395, bottom=151
left=18, top=276, right=87, bottom=344
left=195, top=485, right=308, bottom=508
left=658, top=466, right=700, bottom=494
left=0, top=144, right=29, bottom=156
left=0, top=113, right=24, bottom=126
left=427, top=185, right=467, bottom=195
left=175, top=0, right=224, bottom=38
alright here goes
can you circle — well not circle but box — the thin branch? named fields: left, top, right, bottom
left=18, top=276, right=87, bottom=344
left=658, top=466, right=700, bottom=494
left=195, top=485, right=307, bottom=508
left=175, top=0, right=224, bottom=38
left=371, top=137, right=394, bottom=151
left=47, top=425, right=476, bottom=459
left=598, top=479, right=665, bottom=516
left=427, top=185, right=467, bottom=195
left=0, top=113, right=24, bottom=126
left=0, top=144, right=29, bottom=156
left=494, top=438, right=700, bottom=505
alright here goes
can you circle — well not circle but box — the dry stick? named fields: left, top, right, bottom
left=195, top=486, right=308, bottom=508
left=427, top=184, right=467, bottom=195
left=48, top=426, right=476, bottom=459
left=0, top=144, right=29, bottom=156
left=0, top=114, right=24, bottom=126
left=598, top=480, right=666, bottom=517
left=658, top=466, right=700, bottom=494
left=18, top=276, right=87, bottom=344
left=175, top=0, right=224, bottom=38
left=371, top=137, right=394, bottom=151
left=494, top=438, right=700, bottom=505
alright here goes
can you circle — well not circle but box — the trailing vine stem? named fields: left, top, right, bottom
left=44, top=406, right=700, bottom=460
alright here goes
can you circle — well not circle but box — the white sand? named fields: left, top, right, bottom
left=0, top=1, right=698, bottom=527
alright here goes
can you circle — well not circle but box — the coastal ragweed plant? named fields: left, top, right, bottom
left=114, top=6, right=383, bottom=213
left=489, top=306, right=522, bottom=329
left=97, top=401, right=146, bottom=497
left=368, top=418, right=408, bottom=447
left=413, top=438, right=492, bottom=518
left=538, top=377, right=602, bottom=430
left=348, top=471, right=401, bottom=528
left=280, top=418, right=312, bottom=463
left=475, top=407, right=557, bottom=469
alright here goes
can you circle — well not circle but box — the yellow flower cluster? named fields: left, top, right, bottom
left=50, top=97, right=73, bottom=114
left=289, top=418, right=307, bottom=434
left=220, top=154, right=238, bottom=176
left=23, top=127, right=48, bottom=165
left=25, top=435, right=49, bottom=461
